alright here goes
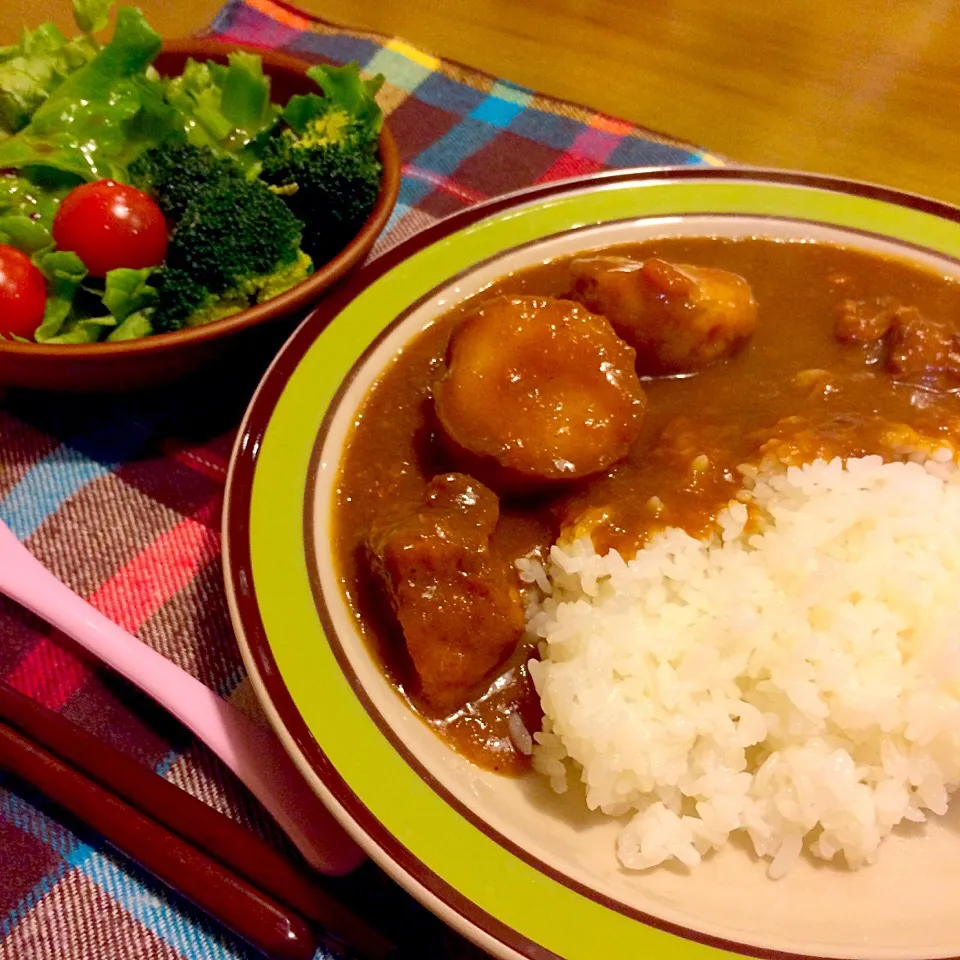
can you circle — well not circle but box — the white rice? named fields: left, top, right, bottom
left=521, top=454, right=960, bottom=877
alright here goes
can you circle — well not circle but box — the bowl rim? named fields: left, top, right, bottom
left=223, top=166, right=960, bottom=960
left=0, top=39, right=401, bottom=359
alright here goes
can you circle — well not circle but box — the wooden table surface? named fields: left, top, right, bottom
left=3, top=0, right=959, bottom=205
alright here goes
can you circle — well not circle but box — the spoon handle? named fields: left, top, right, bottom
left=0, top=521, right=362, bottom=875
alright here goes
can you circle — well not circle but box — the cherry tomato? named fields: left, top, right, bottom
left=53, top=180, right=168, bottom=278
left=0, top=244, right=47, bottom=339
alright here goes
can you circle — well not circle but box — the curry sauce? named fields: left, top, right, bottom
left=333, top=237, right=960, bottom=773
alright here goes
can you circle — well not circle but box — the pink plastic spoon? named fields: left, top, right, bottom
left=0, top=518, right=363, bottom=875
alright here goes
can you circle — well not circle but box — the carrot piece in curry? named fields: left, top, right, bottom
left=368, top=473, right=524, bottom=714
left=569, top=255, right=758, bottom=374
left=433, top=295, right=647, bottom=492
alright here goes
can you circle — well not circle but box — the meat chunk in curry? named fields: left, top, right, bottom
left=834, top=296, right=900, bottom=345
left=569, top=255, right=758, bottom=374
left=433, top=295, right=647, bottom=492
left=885, top=309, right=960, bottom=389
left=368, top=473, right=524, bottom=713
left=835, top=297, right=960, bottom=389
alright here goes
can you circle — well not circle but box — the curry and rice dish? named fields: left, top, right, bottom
left=333, top=236, right=960, bottom=877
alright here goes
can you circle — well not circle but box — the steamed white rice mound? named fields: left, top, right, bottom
left=520, top=454, right=960, bottom=878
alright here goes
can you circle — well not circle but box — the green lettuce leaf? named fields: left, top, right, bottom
left=0, top=8, right=172, bottom=181
left=308, top=63, right=384, bottom=128
left=0, top=1, right=114, bottom=135
left=0, top=214, right=53, bottom=253
left=73, top=0, right=113, bottom=35
left=102, top=266, right=157, bottom=321
left=0, top=170, right=79, bottom=222
left=38, top=249, right=86, bottom=289
left=34, top=299, right=75, bottom=342
left=42, top=313, right=116, bottom=344
left=0, top=24, right=73, bottom=133
left=279, top=92, right=326, bottom=136
left=0, top=176, right=39, bottom=214
left=32, top=249, right=154, bottom=344
left=164, top=52, right=280, bottom=156
left=106, top=309, right=152, bottom=341
left=164, top=59, right=233, bottom=145
left=216, top=52, right=276, bottom=140
left=281, top=62, right=384, bottom=137
left=33, top=249, right=87, bottom=342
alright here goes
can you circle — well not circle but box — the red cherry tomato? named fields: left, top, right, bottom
left=52, top=180, right=168, bottom=278
left=0, top=244, right=47, bottom=339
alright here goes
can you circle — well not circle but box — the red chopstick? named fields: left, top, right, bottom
left=0, top=720, right=317, bottom=959
left=0, top=681, right=396, bottom=960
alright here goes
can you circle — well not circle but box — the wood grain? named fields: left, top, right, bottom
left=3, top=0, right=959, bottom=204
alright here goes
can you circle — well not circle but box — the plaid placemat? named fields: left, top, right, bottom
left=0, top=1, right=720, bottom=957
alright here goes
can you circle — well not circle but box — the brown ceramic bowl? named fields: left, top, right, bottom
left=0, top=40, right=401, bottom=392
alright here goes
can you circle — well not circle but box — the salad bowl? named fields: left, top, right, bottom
left=0, top=41, right=400, bottom=393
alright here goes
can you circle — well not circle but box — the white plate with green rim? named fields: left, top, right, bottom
left=223, top=168, right=960, bottom=960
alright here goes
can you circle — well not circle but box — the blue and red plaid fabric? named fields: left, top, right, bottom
left=0, top=2, right=719, bottom=957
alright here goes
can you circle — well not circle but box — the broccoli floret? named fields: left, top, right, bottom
left=183, top=294, right=247, bottom=328
left=129, top=140, right=245, bottom=220
left=134, top=64, right=382, bottom=333
left=295, top=103, right=357, bottom=148
left=169, top=177, right=303, bottom=283
left=256, top=62, right=384, bottom=264
left=259, top=130, right=381, bottom=264
left=150, top=177, right=306, bottom=332
left=183, top=249, right=313, bottom=327
left=149, top=266, right=208, bottom=333
left=233, top=247, right=314, bottom=303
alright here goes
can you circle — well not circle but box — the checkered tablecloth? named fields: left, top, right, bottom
left=0, top=2, right=718, bottom=956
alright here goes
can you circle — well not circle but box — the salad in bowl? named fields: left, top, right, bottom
left=0, top=0, right=391, bottom=347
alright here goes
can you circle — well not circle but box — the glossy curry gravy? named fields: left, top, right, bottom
left=333, top=237, right=960, bottom=774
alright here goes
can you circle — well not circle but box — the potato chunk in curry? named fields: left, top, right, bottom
left=569, top=255, right=758, bottom=374
left=433, top=295, right=646, bottom=492
left=368, top=473, right=524, bottom=714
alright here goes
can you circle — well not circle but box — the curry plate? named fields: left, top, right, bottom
left=224, top=168, right=960, bottom=960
